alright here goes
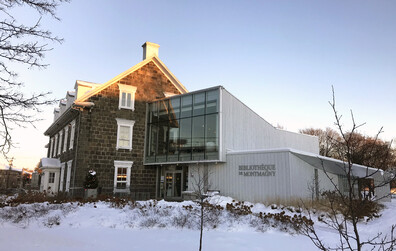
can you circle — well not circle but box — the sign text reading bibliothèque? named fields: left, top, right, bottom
left=238, top=164, right=276, bottom=176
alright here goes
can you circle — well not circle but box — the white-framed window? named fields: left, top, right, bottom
left=53, top=134, right=58, bottom=157
left=116, top=118, right=135, bottom=150
left=49, top=137, right=54, bottom=158
left=113, top=160, right=132, bottom=192
left=49, top=172, right=55, bottom=184
left=58, top=130, right=63, bottom=155
left=118, top=84, right=137, bottom=110
left=69, top=120, right=76, bottom=150
left=60, top=162, right=65, bottom=192
left=63, top=126, right=69, bottom=152
left=66, top=160, right=73, bottom=192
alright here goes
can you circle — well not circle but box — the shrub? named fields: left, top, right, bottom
left=83, top=170, right=98, bottom=189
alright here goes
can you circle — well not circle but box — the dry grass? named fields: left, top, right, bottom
left=258, top=195, right=381, bottom=218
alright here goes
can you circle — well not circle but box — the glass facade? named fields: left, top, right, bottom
left=145, top=87, right=220, bottom=163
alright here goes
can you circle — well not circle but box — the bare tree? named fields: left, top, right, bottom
left=300, top=127, right=342, bottom=158
left=0, top=0, right=68, bottom=157
left=300, top=87, right=396, bottom=251
left=300, top=128, right=396, bottom=174
left=189, top=164, right=212, bottom=251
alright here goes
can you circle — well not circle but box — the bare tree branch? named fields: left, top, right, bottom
left=300, top=86, right=396, bottom=251
left=0, top=0, right=68, bottom=157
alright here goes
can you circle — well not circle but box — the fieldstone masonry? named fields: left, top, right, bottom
left=71, top=61, right=181, bottom=198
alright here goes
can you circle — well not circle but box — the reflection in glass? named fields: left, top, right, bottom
left=145, top=87, right=220, bottom=163
left=145, top=123, right=157, bottom=163
left=168, top=119, right=180, bottom=162
left=156, top=120, right=169, bottom=162
left=192, top=116, right=205, bottom=160
left=159, top=100, right=169, bottom=121
left=193, top=93, right=205, bottom=116
left=118, top=126, right=130, bottom=148
left=116, top=167, right=127, bottom=189
left=206, top=89, right=219, bottom=114
left=148, top=102, right=158, bottom=124
left=179, top=117, right=192, bottom=161
left=169, top=97, right=180, bottom=120
left=181, top=95, right=192, bottom=118
left=205, top=114, right=218, bottom=160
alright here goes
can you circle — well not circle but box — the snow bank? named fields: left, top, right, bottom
left=0, top=196, right=395, bottom=251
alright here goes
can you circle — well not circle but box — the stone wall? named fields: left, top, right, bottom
left=0, top=170, right=22, bottom=190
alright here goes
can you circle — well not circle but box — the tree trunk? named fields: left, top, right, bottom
left=199, top=200, right=204, bottom=251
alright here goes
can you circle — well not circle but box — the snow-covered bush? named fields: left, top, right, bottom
left=0, top=195, right=315, bottom=235
left=83, top=169, right=98, bottom=189
left=0, top=202, right=78, bottom=228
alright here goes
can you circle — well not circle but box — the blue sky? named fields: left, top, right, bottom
left=2, top=0, right=395, bottom=169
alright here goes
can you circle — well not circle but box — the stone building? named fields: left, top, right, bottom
left=41, top=42, right=187, bottom=198
left=0, top=168, right=22, bottom=190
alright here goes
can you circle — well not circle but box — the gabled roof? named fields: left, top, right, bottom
left=75, top=55, right=188, bottom=102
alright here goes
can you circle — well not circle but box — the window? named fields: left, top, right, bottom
left=49, top=172, right=55, bottom=184
left=66, top=160, right=73, bottom=192
left=118, top=84, right=137, bottom=110
left=49, top=137, right=54, bottom=158
left=69, top=120, right=75, bottom=150
left=58, top=130, right=63, bottom=155
left=113, top=161, right=132, bottom=192
left=53, top=134, right=58, bottom=157
left=145, top=87, right=220, bottom=163
left=60, top=163, right=65, bottom=192
left=63, top=126, right=68, bottom=152
left=116, top=118, right=135, bottom=150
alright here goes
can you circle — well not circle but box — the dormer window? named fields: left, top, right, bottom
left=118, top=84, right=137, bottom=110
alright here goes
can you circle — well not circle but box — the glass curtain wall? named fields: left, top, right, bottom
left=145, top=88, right=219, bottom=163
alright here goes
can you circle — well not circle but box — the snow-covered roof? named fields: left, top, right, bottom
left=74, top=80, right=102, bottom=90
left=67, top=90, right=76, bottom=97
left=40, top=158, right=61, bottom=169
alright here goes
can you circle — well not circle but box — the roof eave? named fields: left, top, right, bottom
left=75, top=56, right=188, bottom=103
left=44, top=107, right=78, bottom=136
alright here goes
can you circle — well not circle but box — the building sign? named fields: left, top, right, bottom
left=238, top=164, right=276, bottom=177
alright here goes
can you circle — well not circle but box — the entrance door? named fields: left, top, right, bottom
left=165, top=171, right=183, bottom=199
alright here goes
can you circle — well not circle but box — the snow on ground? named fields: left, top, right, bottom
left=0, top=227, right=314, bottom=251
left=0, top=196, right=395, bottom=251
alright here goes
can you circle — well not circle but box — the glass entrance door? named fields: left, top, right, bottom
left=165, top=171, right=183, bottom=199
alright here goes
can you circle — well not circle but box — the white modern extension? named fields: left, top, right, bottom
left=144, top=86, right=391, bottom=202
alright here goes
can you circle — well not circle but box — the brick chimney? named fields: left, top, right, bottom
left=142, top=42, right=160, bottom=60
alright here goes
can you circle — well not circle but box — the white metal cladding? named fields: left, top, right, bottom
left=317, top=168, right=339, bottom=193
left=288, top=153, right=338, bottom=198
left=205, top=150, right=345, bottom=203
left=220, top=88, right=319, bottom=162
left=209, top=151, right=292, bottom=203
left=372, top=172, right=391, bottom=202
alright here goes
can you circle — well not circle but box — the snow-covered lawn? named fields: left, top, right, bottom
left=0, top=196, right=395, bottom=251
left=1, top=227, right=314, bottom=251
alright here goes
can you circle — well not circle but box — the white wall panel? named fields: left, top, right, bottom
left=209, top=151, right=292, bottom=203
left=289, top=154, right=338, bottom=199
left=220, top=88, right=319, bottom=161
